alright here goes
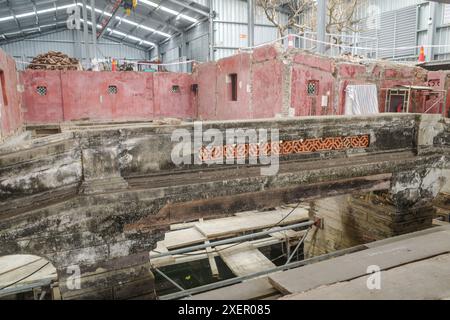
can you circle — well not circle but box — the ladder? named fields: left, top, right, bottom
left=96, top=0, right=123, bottom=39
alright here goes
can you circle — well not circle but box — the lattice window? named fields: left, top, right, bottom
left=108, top=85, right=118, bottom=94
left=36, top=86, right=47, bottom=96
left=307, top=80, right=318, bottom=96
left=171, top=85, right=180, bottom=93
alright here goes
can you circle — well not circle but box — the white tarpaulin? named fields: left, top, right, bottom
left=344, top=84, right=379, bottom=115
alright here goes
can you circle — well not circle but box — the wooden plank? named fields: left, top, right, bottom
left=161, top=228, right=206, bottom=249
left=218, top=242, right=276, bottom=277
left=195, top=207, right=309, bottom=239
left=0, top=257, right=56, bottom=291
left=269, top=229, right=450, bottom=295
left=149, top=243, right=175, bottom=267
left=187, top=278, right=277, bottom=300
left=282, top=253, right=450, bottom=300
left=270, top=229, right=306, bottom=240
left=433, top=219, right=449, bottom=226
left=205, top=240, right=219, bottom=278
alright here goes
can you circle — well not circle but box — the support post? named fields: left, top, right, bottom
left=317, top=0, right=327, bottom=54
left=208, top=0, right=214, bottom=61
left=81, top=0, right=90, bottom=66
left=427, top=1, right=437, bottom=62
left=90, top=0, right=97, bottom=61
left=248, top=0, right=255, bottom=48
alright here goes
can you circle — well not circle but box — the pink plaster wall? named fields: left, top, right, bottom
left=291, top=54, right=336, bottom=116
left=21, top=70, right=195, bottom=123
left=194, top=62, right=217, bottom=120
left=154, top=72, right=193, bottom=118
left=0, top=48, right=22, bottom=139
left=22, top=70, right=63, bottom=123
left=251, top=47, right=284, bottom=119
left=215, top=53, right=252, bottom=120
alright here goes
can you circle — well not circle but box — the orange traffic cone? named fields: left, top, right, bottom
left=418, top=46, right=425, bottom=62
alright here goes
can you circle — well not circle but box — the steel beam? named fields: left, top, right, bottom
left=90, top=0, right=97, bottom=60
left=247, top=0, right=254, bottom=47
left=208, top=0, right=214, bottom=61
left=81, top=0, right=90, bottom=63
left=317, top=0, right=327, bottom=54
left=427, top=1, right=438, bottom=62
left=166, top=0, right=209, bottom=17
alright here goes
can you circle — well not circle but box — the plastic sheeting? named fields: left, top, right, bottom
left=344, top=84, right=379, bottom=115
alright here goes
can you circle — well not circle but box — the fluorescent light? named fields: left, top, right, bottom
left=15, top=12, right=35, bottom=18
left=0, top=16, right=14, bottom=22
left=127, top=35, right=141, bottom=41
left=105, top=27, right=155, bottom=47
left=139, top=0, right=197, bottom=23
left=0, top=3, right=77, bottom=23
left=117, top=16, right=171, bottom=38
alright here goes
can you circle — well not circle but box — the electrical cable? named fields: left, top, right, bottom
left=0, top=262, right=50, bottom=291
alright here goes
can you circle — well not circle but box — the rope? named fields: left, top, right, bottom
left=240, top=33, right=450, bottom=55
left=15, top=59, right=198, bottom=68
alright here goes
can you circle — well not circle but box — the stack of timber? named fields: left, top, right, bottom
left=304, top=194, right=435, bottom=258
left=433, top=192, right=450, bottom=223
left=27, top=51, right=81, bottom=70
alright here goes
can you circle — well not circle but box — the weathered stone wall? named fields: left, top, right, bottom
left=305, top=194, right=435, bottom=258
left=0, top=114, right=448, bottom=299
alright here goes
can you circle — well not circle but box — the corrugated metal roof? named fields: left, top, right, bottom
left=0, top=0, right=210, bottom=49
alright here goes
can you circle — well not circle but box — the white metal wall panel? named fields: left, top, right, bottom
left=213, top=0, right=247, bottom=23
left=254, top=26, right=279, bottom=45
left=356, top=0, right=425, bottom=19
left=359, top=5, right=417, bottom=59
left=0, top=29, right=148, bottom=69
left=393, top=6, right=417, bottom=57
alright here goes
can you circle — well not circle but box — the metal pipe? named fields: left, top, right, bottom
left=286, top=227, right=310, bottom=264
left=247, top=0, right=254, bottom=47
left=81, top=0, right=90, bottom=64
left=208, top=0, right=214, bottom=61
left=316, top=0, right=327, bottom=54
left=159, top=244, right=368, bottom=300
left=90, top=0, right=97, bottom=60
left=154, top=267, right=185, bottom=292
left=150, top=220, right=314, bottom=260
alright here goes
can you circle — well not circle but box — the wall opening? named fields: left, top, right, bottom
left=36, top=86, right=47, bottom=96
left=307, top=80, right=319, bottom=96
left=171, top=85, right=180, bottom=93
left=191, top=84, right=198, bottom=95
left=229, top=73, right=238, bottom=101
left=108, top=85, right=118, bottom=95
left=0, top=70, right=8, bottom=106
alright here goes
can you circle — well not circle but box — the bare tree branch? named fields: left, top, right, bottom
left=256, top=0, right=361, bottom=39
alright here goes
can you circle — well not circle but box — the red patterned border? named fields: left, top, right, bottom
left=199, top=135, right=370, bottom=162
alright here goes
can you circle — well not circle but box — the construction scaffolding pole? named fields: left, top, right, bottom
left=248, top=0, right=255, bottom=47
left=317, top=0, right=327, bottom=54
left=81, top=0, right=90, bottom=65
left=90, top=0, right=97, bottom=60
left=208, top=0, right=214, bottom=61
left=149, top=220, right=314, bottom=260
